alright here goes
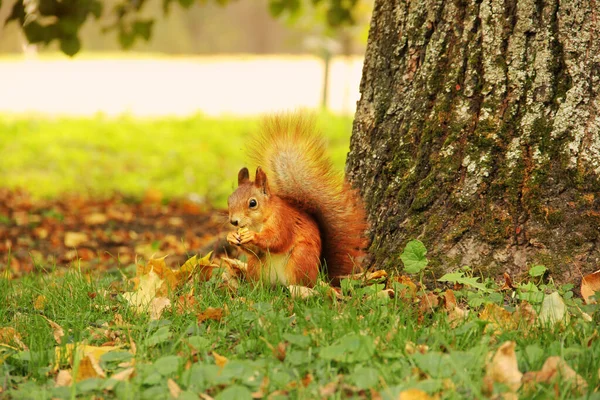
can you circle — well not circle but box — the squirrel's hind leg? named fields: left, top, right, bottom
left=286, top=243, right=320, bottom=287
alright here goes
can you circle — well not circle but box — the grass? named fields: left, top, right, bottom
left=1, top=264, right=599, bottom=399
left=0, top=113, right=353, bottom=208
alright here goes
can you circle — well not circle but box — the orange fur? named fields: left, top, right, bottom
left=227, top=113, right=369, bottom=287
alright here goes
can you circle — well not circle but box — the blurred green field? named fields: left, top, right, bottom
left=0, top=113, right=353, bottom=207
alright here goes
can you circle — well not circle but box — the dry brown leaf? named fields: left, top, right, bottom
left=404, top=341, right=429, bottom=355
left=443, top=290, right=457, bottom=311
left=319, top=381, right=339, bottom=397
left=301, top=373, right=313, bottom=387
left=150, top=297, right=171, bottom=321
left=213, top=351, right=228, bottom=368
left=33, top=295, right=46, bottom=311
left=199, top=393, right=215, bottom=400
left=395, top=275, right=418, bottom=299
left=110, top=367, right=136, bottom=382
left=501, top=272, right=515, bottom=291
left=418, top=292, right=439, bottom=313
left=0, top=327, right=27, bottom=350
left=514, top=301, right=537, bottom=327
left=479, top=303, right=516, bottom=335
left=76, top=354, right=106, bottom=381
left=42, top=316, right=65, bottom=344
left=197, top=307, right=224, bottom=323
left=84, top=213, right=108, bottom=225
left=398, top=389, right=433, bottom=400
left=176, top=252, right=215, bottom=283
left=167, top=378, right=182, bottom=398
left=64, top=232, right=89, bottom=248
left=581, top=269, right=600, bottom=304
left=484, top=341, right=522, bottom=393
left=55, top=369, right=73, bottom=387
left=366, top=270, right=388, bottom=281
left=273, top=342, right=287, bottom=362
left=522, top=356, right=587, bottom=394
left=288, top=285, right=317, bottom=299
left=251, top=376, right=270, bottom=399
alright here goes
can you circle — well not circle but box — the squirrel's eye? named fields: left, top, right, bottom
left=249, top=199, right=258, bottom=208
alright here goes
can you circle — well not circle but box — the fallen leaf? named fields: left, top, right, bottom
left=398, top=389, right=433, bottom=400
left=197, top=307, right=223, bottom=323
left=479, top=303, right=516, bottom=334
left=319, top=381, right=338, bottom=397
left=581, top=270, right=600, bottom=304
left=514, top=301, right=537, bottom=327
left=484, top=341, right=522, bottom=393
left=55, top=369, right=73, bottom=387
left=273, top=342, right=287, bottom=362
left=168, top=378, right=182, bottom=398
left=33, top=295, right=46, bottom=311
left=405, top=341, right=428, bottom=355
left=84, top=213, right=107, bottom=225
left=143, top=188, right=163, bottom=204
left=150, top=297, right=171, bottom=320
left=538, top=292, right=568, bottom=326
left=42, top=316, right=65, bottom=344
left=212, top=351, right=228, bottom=368
left=501, top=272, right=515, bottom=290
left=76, top=354, right=106, bottom=381
left=64, top=232, right=89, bottom=247
left=442, top=289, right=457, bottom=311
left=522, top=356, right=587, bottom=394
left=394, top=275, right=418, bottom=298
left=288, top=285, right=317, bottom=299
left=110, top=367, right=136, bottom=382
left=418, top=292, right=439, bottom=313
left=0, top=327, right=27, bottom=351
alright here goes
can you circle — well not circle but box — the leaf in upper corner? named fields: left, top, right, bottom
left=522, top=356, right=587, bottom=395
left=400, top=240, right=428, bottom=274
left=581, top=269, right=600, bottom=304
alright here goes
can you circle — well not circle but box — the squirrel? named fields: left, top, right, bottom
left=226, top=113, right=369, bottom=287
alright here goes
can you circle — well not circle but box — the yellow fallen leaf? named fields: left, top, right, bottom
left=479, top=303, right=516, bottom=334
left=484, top=341, right=522, bottom=393
left=33, top=295, right=46, bottom=311
left=0, top=327, right=27, bottom=350
left=84, top=213, right=108, bottom=225
left=64, top=232, right=88, bottom=248
left=581, top=269, right=600, bottom=304
left=122, top=267, right=165, bottom=314
left=76, top=354, right=106, bottom=381
left=55, top=369, right=72, bottom=387
left=398, top=389, right=433, bottom=400
left=522, top=356, right=587, bottom=394
left=150, top=297, right=171, bottom=321
left=212, top=351, right=228, bottom=368
left=41, top=316, right=65, bottom=344
left=288, top=285, right=317, bottom=299
left=111, top=367, right=136, bottom=382
left=168, top=378, right=182, bottom=398
left=55, top=343, right=123, bottom=371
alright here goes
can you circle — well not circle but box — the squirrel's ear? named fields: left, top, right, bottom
left=254, top=167, right=270, bottom=195
left=238, top=167, right=250, bottom=186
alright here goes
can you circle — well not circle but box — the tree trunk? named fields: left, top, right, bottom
left=347, top=0, right=600, bottom=282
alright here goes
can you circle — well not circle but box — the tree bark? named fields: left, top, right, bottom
left=347, top=0, right=600, bottom=282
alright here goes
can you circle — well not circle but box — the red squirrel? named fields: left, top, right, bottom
left=226, top=114, right=369, bottom=287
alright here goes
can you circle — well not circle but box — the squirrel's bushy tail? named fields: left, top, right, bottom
left=248, top=113, right=369, bottom=279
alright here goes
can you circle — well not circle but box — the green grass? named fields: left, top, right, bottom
left=1, top=265, right=599, bottom=399
left=0, top=113, right=353, bottom=207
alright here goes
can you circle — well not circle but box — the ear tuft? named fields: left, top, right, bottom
left=254, top=167, right=270, bottom=195
left=238, top=168, right=250, bottom=186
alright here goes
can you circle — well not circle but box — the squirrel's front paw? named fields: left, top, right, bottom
left=227, top=231, right=241, bottom=246
left=238, top=228, right=255, bottom=245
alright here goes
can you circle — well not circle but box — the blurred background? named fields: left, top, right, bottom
left=0, top=0, right=373, bottom=206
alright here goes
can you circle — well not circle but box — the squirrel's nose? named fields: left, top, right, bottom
left=230, top=218, right=239, bottom=227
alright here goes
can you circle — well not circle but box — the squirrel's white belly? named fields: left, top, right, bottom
left=264, top=253, right=292, bottom=285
